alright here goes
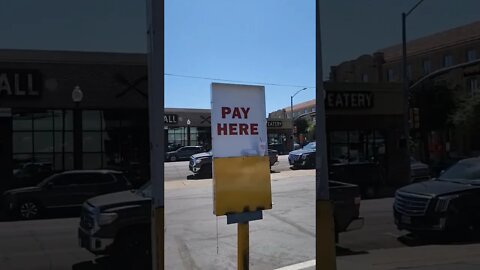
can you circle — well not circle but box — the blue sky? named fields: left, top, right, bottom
left=1, top=0, right=479, bottom=113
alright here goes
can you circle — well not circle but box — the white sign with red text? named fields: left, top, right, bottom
left=211, top=83, right=267, bottom=158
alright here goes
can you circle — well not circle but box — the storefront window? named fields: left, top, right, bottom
left=83, top=153, right=102, bottom=170
left=12, top=110, right=74, bottom=176
left=168, top=127, right=187, bottom=146
left=83, top=110, right=103, bottom=130
left=100, top=110, right=149, bottom=173
left=12, top=113, right=32, bottom=131
left=33, top=132, right=54, bottom=152
left=33, top=112, right=54, bottom=130
left=329, top=130, right=386, bottom=163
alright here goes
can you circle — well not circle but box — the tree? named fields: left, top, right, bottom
left=294, top=118, right=309, bottom=135
left=306, top=122, right=316, bottom=141
left=449, top=94, right=480, bottom=131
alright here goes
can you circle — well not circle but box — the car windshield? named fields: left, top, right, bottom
left=437, top=161, right=480, bottom=184
left=136, top=182, right=152, bottom=197
left=303, top=142, right=316, bottom=150
left=36, top=174, right=57, bottom=187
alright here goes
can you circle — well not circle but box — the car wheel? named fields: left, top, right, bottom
left=170, top=155, right=177, bottom=162
left=18, top=200, right=41, bottom=219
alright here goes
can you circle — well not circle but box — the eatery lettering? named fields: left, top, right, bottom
left=326, top=92, right=373, bottom=109
left=216, top=106, right=259, bottom=135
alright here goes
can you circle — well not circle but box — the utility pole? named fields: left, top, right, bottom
left=402, top=0, right=425, bottom=182
left=291, top=87, right=307, bottom=150
left=316, top=0, right=336, bottom=269
left=146, top=0, right=164, bottom=269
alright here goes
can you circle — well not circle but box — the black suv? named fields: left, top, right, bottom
left=394, top=157, right=480, bottom=235
left=288, top=142, right=316, bottom=169
left=165, top=146, right=204, bottom=162
left=2, top=170, right=131, bottom=219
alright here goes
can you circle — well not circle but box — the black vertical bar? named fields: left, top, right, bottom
left=74, top=103, right=83, bottom=169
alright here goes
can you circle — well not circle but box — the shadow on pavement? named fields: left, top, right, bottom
left=186, top=174, right=211, bottom=180
left=398, top=232, right=480, bottom=247
left=336, top=245, right=369, bottom=256
left=0, top=208, right=80, bottom=222
left=72, top=256, right=151, bottom=270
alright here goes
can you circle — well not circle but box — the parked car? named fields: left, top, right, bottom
left=167, top=143, right=183, bottom=152
left=189, top=149, right=279, bottom=177
left=410, top=157, right=431, bottom=183
left=288, top=142, right=316, bottom=169
left=165, top=146, right=204, bottom=162
left=78, top=182, right=151, bottom=264
left=328, top=156, right=430, bottom=198
left=394, top=157, right=480, bottom=235
left=2, top=170, right=132, bottom=219
left=78, top=180, right=362, bottom=262
left=12, top=162, right=54, bottom=187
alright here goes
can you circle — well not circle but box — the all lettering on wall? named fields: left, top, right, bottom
left=0, top=70, right=42, bottom=98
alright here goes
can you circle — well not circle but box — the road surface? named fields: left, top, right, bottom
left=1, top=170, right=480, bottom=269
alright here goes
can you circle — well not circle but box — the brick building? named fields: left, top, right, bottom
left=271, top=20, right=480, bottom=171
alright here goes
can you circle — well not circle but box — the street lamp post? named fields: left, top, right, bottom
left=72, top=86, right=84, bottom=170
left=187, top=118, right=191, bottom=145
left=402, top=0, right=425, bottom=180
left=290, top=87, right=307, bottom=150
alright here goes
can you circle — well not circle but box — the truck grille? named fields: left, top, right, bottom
left=394, top=191, right=431, bottom=216
left=289, top=154, right=301, bottom=161
left=80, top=205, right=95, bottom=230
left=411, top=168, right=430, bottom=179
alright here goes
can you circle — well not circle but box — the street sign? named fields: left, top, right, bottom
left=211, top=83, right=272, bottom=216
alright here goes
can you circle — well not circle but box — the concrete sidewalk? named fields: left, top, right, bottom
left=336, top=243, right=480, bottom=270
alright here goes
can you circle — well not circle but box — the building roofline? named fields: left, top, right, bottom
left=0, top=49, right=147, bottom=65
left=377, top=20, right=480, bottom=62
left=165, top=108, right=211, bottom=113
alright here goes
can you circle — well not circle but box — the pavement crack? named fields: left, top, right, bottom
left=175, top=235, right=201, bottom=270
left=268, top=212, right=315, bottom=237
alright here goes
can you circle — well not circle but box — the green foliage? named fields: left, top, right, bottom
left=449, top=94, right=480, bottom=130
left=294, top=118, right=309, bottom=135
left=306, top=122, right=316, bottom=140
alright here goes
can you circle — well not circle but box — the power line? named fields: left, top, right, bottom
left=164, top=73, right=315, bottom=89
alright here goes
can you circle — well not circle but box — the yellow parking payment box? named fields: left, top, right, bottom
left=211, top=83, right=272, bottom=216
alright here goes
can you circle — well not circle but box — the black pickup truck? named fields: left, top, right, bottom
left=78, top=181, right=363, bottom=262
left=394, top=157, right=480, bottom=235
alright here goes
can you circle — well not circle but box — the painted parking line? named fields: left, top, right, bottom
left=274, top=259, right=315, bottom=270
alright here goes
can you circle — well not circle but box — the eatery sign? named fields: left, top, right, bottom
left=325, top=91, right=373, bottom=109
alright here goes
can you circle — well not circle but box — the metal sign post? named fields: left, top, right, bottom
left=316, top=0, right=337, bottom=269
left=211, top=83, right=272, bottom=270
left=146, top=0, right=164, bottom=269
